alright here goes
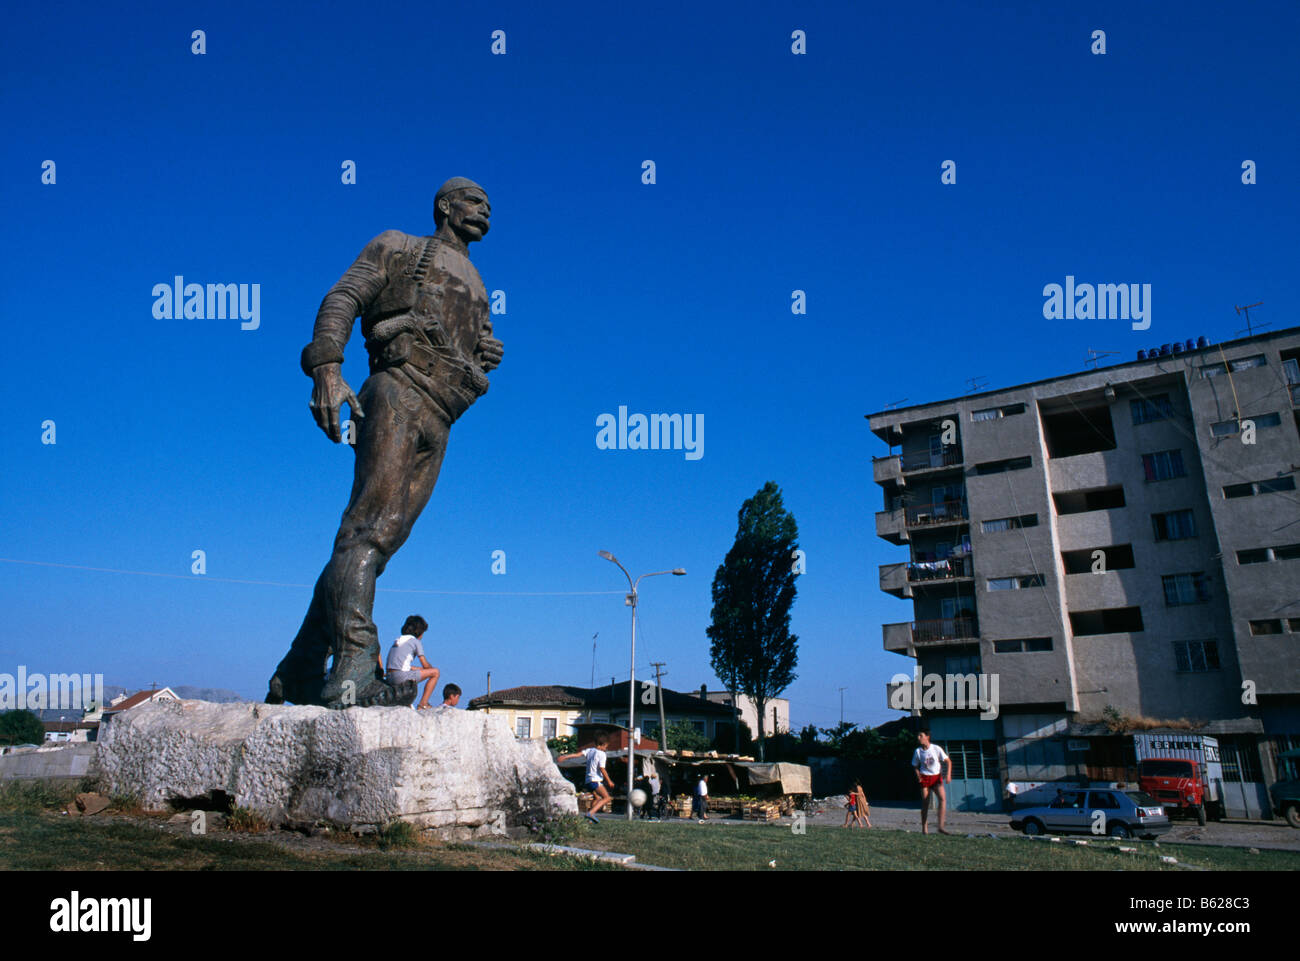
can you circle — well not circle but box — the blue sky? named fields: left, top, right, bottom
left=3, top=0, right=1297, bottom=728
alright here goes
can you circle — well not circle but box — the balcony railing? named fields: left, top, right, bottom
left=901, top=447, right=963, bottom=473
left=907, top=556, right=973, bottom=581
left=911, top=616, right=979, bottom=643
left=904, top=501, right=968, bottom=528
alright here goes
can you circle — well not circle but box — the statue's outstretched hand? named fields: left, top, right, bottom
left=477, top=336, right=504, bottom=372
left=308, top=362, right=364, bottom=443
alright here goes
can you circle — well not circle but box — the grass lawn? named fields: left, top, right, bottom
left=559, top=819, right=1300, bottom=871
left=0, top=811, right=617, bottom=871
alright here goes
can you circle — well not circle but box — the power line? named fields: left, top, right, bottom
left=0, top=558, right=626, bottom=596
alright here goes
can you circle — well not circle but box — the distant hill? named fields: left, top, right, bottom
left=169, top=686, right=247, bottom=703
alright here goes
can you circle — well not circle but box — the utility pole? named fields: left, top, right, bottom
left=839, top=687, right=847, bottom=726
left=587, top=633, right=597, bottom=722
left=485, top=671, right=491, bottom=715
left=651, top=662, right=669, bottom=752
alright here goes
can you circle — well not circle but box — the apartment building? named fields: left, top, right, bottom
left=868, top=326, right=1300, bottom=812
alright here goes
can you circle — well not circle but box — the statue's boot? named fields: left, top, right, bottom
left=266, top=653, right=326, bottom=705
left=318, top=649, right=414, bottom=708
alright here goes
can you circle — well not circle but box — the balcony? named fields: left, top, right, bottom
left=873, top=454, right=903, bottom=487
left=885, top=679, right=920, bottom=715
left=879, top=562, right=910, bottom=598
left=876, top=507, right=907, bottom=543
left=907, top=555, right=974, bottom=584
left=901, top=447, right=963, bottom=474
left=883, top=617, right=980, bottom=652
left=913, top=616, right=979, bottom=643
left=904, top=500, right=968, bottom=530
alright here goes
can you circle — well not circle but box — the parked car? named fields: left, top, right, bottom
left=1269, top=748, right=1300, bottom=828
left=1010, top=788, right=1171, bottom=839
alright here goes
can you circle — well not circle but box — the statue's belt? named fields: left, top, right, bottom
left=365, top=314, right=489, bottom=409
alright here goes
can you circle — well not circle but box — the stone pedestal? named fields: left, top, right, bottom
left=96, top=700, right=576, bottom=839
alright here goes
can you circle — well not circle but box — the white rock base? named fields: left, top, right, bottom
left=96, top=700, right=576, bottom=839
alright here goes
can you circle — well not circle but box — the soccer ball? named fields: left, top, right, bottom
left=629, top=789, right=648, bottom=809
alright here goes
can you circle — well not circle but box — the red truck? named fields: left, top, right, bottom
left=1134, top=734, right=1224, bottom=825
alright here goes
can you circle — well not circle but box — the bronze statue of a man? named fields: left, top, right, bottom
left=267, top=177, right=502, bottom=708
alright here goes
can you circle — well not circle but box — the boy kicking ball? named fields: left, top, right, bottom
left=558, top=733, right=615, bottom=824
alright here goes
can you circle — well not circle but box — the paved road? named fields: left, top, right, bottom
left=624, top=799, right=1300, bottom=852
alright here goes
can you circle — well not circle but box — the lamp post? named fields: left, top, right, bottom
left=599, top=550, right=685, bottom=821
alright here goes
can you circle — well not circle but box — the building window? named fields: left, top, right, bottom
left=1062, top=544, right=1136, bottom=574
left=992, top=637, right=1053, bottom=653
left=1212, top=412, right=1282, bottom=437
left=542, top=717, right=558, bottom=740
left=515, top=717, right=531, bottom=738
left=1203, top=355, right=1265, bottom=377
left=982, top=514, right=1037, bottom=533
left=1162, top=572, right=1209, bottom=606
left=1152, top=509, right=1196, bottom=541
left=945, top=654, right=980, bottom=674
left=1131, top=395, right=1174, bottom=425
left=1224, top=476, right=1296, bottom=498
left=1070, top=607, right=1144, bottom=635
left=988, top=574, right=1046, bottom=590
left=1249, top=619, right=1283, bottom=635
left=1239, top=543, right=1300, bottom=564
left=971, top=403, right=1025, bottom=422
left=691, top=720, right=706, bottom=734
left=1055, top=486, right=1126, bottom=515
left=1173, top=640, right=1220, bottom=673
left=974, top=455, right=1033, bottom=475
left=1142, top=449, right=1186, bottom=482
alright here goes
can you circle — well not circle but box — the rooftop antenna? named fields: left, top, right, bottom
left=1234, top=301, right=1267, bottom=338
left=964, top=376, right=989, bottom=394
left=1085, top=348, right=1120, bottom=368
left=883, top=398, right=909, bottom=410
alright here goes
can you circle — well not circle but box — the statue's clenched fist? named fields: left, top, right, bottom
left=477, top=335, right=504, bottom=372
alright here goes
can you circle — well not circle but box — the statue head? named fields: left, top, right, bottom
left=434, top=177, right=491, bottom=243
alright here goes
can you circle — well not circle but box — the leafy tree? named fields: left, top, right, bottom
left=0, top=710, right=46, bottom=746
left=547, top=734, right=577, bottom=755
left=665, top=721, right=711, bottom=753
left=707, top=481, right=799, bottom=760
left=711, top=718, right=754, bottom=755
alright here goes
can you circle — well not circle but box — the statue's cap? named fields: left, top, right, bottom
left=436, top=177, right=487, bottom=203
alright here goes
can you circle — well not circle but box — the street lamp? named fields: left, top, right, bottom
left=599, top=550, right=686, bottom=821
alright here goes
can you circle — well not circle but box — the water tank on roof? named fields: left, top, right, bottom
left=1160, top=344, right=1172, bottom=356
left=1172, top=341, right=1183, bottom=354
left=1185, top=339, right=1195, bottom=352
left=1137, top=349, right=1147, bottom=360
left=1197, top=335, right=1209, bottom=348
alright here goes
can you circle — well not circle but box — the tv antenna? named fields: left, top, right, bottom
left=1085, top=348, right=1120, bottom=368
left=964, top=376, right=989, bottom=394
left=1234, top=302, right=1267, bottom=338
left=883, top=398, right=909, bottom=410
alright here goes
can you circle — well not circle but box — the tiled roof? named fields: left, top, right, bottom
left=103, top=688, right=178, bottom=713
left=468, top=685, right=586, bottom=708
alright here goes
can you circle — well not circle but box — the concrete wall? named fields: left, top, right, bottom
left=0, top=743, right=98, bottom=782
